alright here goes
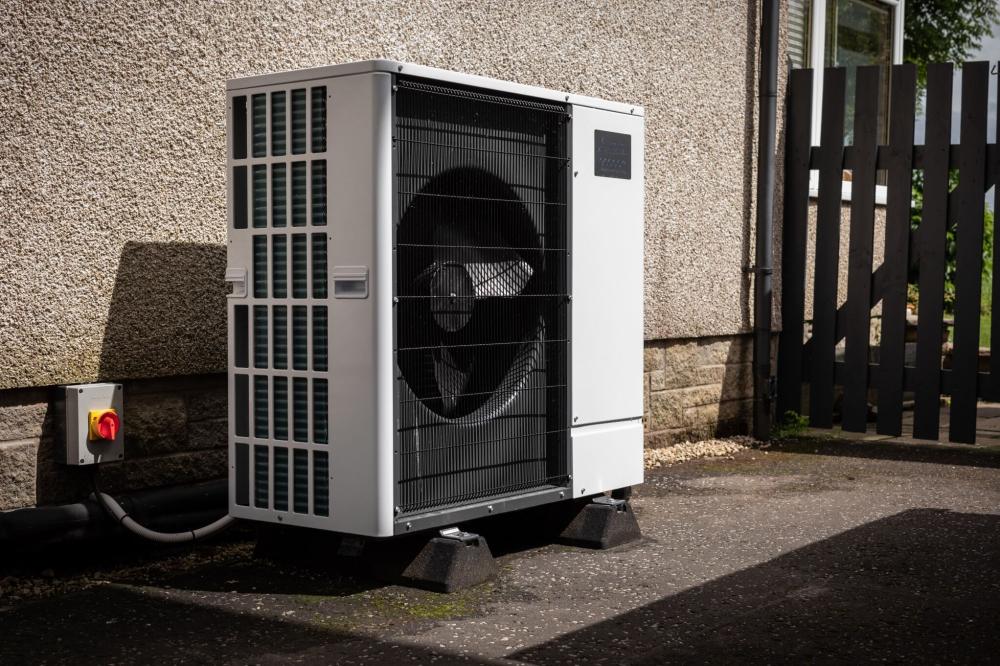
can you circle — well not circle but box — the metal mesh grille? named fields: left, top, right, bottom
left=230, top=85, right=331, bottom=519
left=394, top=77, right=570, bottom=515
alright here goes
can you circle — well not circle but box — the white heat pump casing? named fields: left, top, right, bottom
left=226, top=61, right=643, bottom=537
left=569, top=104, right=645, bottom=498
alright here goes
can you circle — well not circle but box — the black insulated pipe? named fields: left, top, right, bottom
left=753, top=0, right=779, bottom=440
left=0, top=479, right=228, bottom=551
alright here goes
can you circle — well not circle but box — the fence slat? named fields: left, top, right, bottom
left=809, top=67, right=847, bottom=428
left=949, top=61, right=990, bottom=444
left=991, top=60, right=1000, bottom=392
left=876, top=64, right=917, bottom=436
left=913, top=63, right=954, bottom=440
left=842, top=66, right=881, bottom=432
left=776, top=68, right=814, bottom=418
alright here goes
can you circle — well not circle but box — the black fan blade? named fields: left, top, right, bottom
left=466, top=259, right=534, bottom=298
left=432, top=346, right=472, bottom=416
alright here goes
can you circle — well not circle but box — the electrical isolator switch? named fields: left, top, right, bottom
left=63, top=383, right=124, bottom=466
left=89, top=409, right=120, bottom=441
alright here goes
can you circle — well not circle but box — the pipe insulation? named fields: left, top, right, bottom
left=0, top=479, right=230, bottom=548
left=92, top=486, right=235, bottom=544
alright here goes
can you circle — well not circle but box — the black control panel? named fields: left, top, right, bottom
left=594, top=130, right=631, bottom=179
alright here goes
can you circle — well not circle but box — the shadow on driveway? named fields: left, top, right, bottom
left=771, top=436, right=1000, bottom=469
left=514, top=508, right=1000, bottom=664
left=2, top=582, right=499, bottom=664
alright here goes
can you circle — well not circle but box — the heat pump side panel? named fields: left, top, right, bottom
left=326, top=72, right=395, bottom=537
left=226, top=72, right=395, bottom=537
left=570, top=420, right=643, bottom=497
left=569, top=106, right=644, bottom=428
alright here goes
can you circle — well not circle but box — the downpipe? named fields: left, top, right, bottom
left=753, top=0, right=779, bottom=440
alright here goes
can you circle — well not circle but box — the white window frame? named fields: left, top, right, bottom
left=806, top=0, right=905, bottom=205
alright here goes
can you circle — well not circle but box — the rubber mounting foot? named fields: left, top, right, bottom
left=400, top=531, right=498, bottom=593
left=559, top=497, right=642, bottom=549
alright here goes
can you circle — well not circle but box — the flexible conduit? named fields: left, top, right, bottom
left=92, top=476, right=235, bottom=544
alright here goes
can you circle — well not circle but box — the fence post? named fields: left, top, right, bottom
left=876, top=64, right=916, bottom=436
left=949, top=61, right=989, bottom=444
left=776, top=68, right=814, bottom=420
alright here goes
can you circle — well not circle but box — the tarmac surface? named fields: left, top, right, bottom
left=3, top=436, right=999, bottom=664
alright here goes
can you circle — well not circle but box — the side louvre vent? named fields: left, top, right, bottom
left=274, top=447, right=289, bottom=510
left=254, top=444, right=269, bottom=508
left=292, top=162, right=307, bottom=226
left=234, top=305, right=248, bottom=368
left=229, top=81, right=331, bottom=524
left=274, top=376, right=288, bottom=440
left=253, top=306, right=268, bottom=368
left=234, top=375, right=249, bottom=438
left=313, top=379, right=328, bottom=444
left=293, top=378, right=308, bottom=442
left=253, top=236, right=267, bottom=298
left=313, top=306, right=328, bottom=371
left=311, top=87, right=327, bottom=152
left=235, top=442, right=249, bottom=506
left=312, top=161, right=327, bottom=226
left=292, top=235, right=307, bottom=297
left=233, top=166, right=247, bottom=229
left=291, top=89, right=307, bottom=154
left=311, top=234, right=327, bottom=297
left=292, top=306, right=307, bottom=370
left=254, top=376, right=268, bottom=438
left=252, top=94, right=267, bottom=158
left=252, top=166, right=267, bottom=227
left=313, top=451, right=329, bottom=516
left=272, top=164, right=287, bottom=227
left=232, top=96, right=247, bottom=160
left=272, top=236, right=287, bottom=297
left=273, top=306, right=288, bottom=369
left=271, top=92, right=286, bottom=156
left=293, top=449, right=309, bottom=513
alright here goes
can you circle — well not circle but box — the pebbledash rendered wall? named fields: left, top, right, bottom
left=1, top=0, right=789, bottom=510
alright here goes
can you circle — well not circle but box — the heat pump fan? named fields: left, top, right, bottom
left=227, top=61, right=645, bottom=537
left=396, top=167, right=542, bottom=421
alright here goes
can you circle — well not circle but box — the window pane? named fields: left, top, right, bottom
left=824, top=0, right=891, bottom=69
left=788, top=0, right=812, bottom=69
left=825, top=0, right=892, bottom=148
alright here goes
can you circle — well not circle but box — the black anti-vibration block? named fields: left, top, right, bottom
left=252, top=524, right=497, bottom=593
left=399, top=534, right=499, bottom=593
left=559, top=499, right=642, bottom=549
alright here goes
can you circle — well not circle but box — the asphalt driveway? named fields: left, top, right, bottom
left=3, top=437, right=999, bottom=664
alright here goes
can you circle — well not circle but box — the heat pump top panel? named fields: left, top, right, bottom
left=227, top=60, right=643, bottom=117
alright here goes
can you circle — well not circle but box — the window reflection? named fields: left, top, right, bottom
left=825, top=0, right=892, bottom=147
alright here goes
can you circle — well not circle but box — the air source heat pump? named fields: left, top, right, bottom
left=226, top=61, right=643, bottom=537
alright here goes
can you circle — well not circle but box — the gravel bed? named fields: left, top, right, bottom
left=644, top=435, right=761, bottom=468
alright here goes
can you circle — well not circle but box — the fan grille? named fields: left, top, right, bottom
left=394, top=77, right=571, bottom=515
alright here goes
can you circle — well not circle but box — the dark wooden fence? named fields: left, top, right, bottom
left=776, top=62, right=997, bottom=444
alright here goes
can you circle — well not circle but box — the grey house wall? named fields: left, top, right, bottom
left=0, top=0, right=784, bottom=509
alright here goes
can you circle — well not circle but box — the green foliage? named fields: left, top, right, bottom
left=909, top=171, right=995, bottom=314
left=904, top=0, right=999, bottom=91
left=771, top=410, right=809, bottom=440
left=904, top=2, right=998, bottom=328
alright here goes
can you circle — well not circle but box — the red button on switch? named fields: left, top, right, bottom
left=88, top=409, right=120, bottom=441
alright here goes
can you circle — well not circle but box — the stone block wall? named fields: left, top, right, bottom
left=0, top=375, right=227, bottom=510
left=0, top=336, right=754, bottom=510
left=644, top=334, right=754, bottom=447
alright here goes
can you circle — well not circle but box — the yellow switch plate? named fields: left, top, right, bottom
left=88, top=408, right=118, bottom=441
